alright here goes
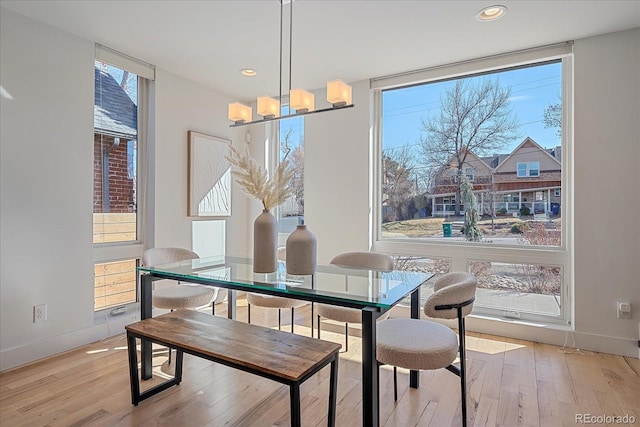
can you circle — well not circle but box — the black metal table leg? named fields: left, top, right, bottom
left=410, top=287, right=421, bottom=389
left=126, top=332, right=140, bottom=405
left=362, top=307, right=380, bottom=427
left=290, top=383, right=301, bottom=427
left=227, top=289, right=236, bottom=320
left=140, top=274, right=153, bottom=380
left=328, top=355, right=338, bottom=427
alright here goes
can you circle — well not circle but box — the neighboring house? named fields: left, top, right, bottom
left=93, top=66, right=137, bottom=215
left=429, top=137, right=562, bottom=217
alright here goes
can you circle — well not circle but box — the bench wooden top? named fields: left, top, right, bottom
left=126, top=310, right=341, bottom=382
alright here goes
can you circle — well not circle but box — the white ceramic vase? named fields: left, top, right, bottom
left=253, top=209, right=278, bottom=273
left=286, top=224, right=317, bottom=275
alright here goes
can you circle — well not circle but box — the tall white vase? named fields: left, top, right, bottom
left=253, top=209, right=277, bottom=273
left=286, top=224, right=317, bottom=275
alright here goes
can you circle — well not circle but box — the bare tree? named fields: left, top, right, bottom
left=280, top=128, right=304, bottom=215
left=543, top=96, right=562, bottom=138
left=382, top=145, right=416, bottom=221
left=419, top=78, right=519, bottom=215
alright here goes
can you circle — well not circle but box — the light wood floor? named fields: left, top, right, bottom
left=1, top=302, right=639, bottom=427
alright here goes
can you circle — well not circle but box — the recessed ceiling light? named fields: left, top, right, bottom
left=476, top=5, right=507, bottom=21
left=240, top=68, right=257, bottom=77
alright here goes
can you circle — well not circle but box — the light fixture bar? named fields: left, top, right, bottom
left=228, top=0, right=353, bottom=127
left=230, top=103, right=354, bottom=128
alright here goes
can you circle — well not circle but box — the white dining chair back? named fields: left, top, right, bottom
left=316, top=251, right=394, bottom=352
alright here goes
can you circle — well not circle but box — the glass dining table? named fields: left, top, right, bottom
left=138, top=255, right=433, bottom=426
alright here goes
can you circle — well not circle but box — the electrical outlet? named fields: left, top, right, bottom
left=34, top=304, right=47, bottom=323
left=617, top=302, right=631, bottom=319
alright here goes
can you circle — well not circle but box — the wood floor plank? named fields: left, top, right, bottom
left=1, top=304, right=639, bottom=427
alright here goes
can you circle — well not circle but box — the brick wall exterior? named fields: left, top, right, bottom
left=93, top=134, right=135, bottom=213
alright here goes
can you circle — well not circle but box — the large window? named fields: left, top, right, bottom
left=373, top=44, right=572, bottom=324
left=93, top=46, right=154, bottom=313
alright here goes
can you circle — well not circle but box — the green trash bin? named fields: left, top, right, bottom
left=442, top=222, right=452, bottom=237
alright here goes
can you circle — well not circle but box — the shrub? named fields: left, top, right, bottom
left=510, top=222, right=529, bottom=233
left=497, top=207, right=507, bottom=215
left=519, top=206, right=531, bottom=216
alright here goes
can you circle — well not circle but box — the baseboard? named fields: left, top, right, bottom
left=0, top=301, right=234, bottom=372
left=4, top=302, right=636, bottom=372
left=0, top=311, right=140, bottom=372
left=390, top=305, right=639, bottom=359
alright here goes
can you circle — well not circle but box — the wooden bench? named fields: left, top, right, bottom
left=125, top=310, right=341, bottom=427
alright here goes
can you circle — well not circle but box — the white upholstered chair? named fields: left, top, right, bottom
left=141, top=248, right=223, bottom=313
left=141, top=247, right=222, bottom=363
left=316, top=252, right=394, bottom=352
left=247, top=247, right=309, bottom=334
left=376, top=272, right=477, bottom=427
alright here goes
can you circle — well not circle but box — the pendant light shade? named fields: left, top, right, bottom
left=327, top=79, right=352, bottom=107
left=228, top=102, right=252, bottom=124
left=290, top=88, right=315, bottom=113
left=257, top=96, right=280, bottom=118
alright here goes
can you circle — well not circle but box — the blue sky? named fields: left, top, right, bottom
left=382, top=61, right=562, bottom=154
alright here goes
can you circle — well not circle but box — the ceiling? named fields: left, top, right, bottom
left=2, top=1, right=639, bottom=101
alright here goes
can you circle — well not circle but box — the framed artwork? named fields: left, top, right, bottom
left=188, top=131, right=232, bottom=217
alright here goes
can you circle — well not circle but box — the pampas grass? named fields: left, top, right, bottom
left=226, top=145, right=294, bottom=210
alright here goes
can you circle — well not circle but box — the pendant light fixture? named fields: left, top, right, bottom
left=228, top=0, right=354, bottom=127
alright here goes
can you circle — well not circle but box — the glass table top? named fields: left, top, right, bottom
left=138, top=255, right=433, bottom=309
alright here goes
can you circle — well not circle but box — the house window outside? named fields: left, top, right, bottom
left=529, top=161, right=540, bottom=177
left=93, top=52, right=152, bottom=313
left=517, top=161, right=540, bottom=177
left=517, top=162, right=527, bottom=177
left=278, top=107, right=304, bottom=234
left=466, top=167, right=474, bottom=182
left=373, top=48, right=572, bottom=324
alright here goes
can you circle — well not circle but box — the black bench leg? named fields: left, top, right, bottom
left=328, top=355, right=339, bottom=427
left=126, top=332, right=141, bottom=406
left=175, top=350, right=184, bottom=384
left=290, top=383, right=301, bottom=427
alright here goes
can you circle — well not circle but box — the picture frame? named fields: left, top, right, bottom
left=188, top=131, right=232, bottom=217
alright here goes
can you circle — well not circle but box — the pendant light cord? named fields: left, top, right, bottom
left=279, top=0, right=283, bottom=114
left=278, top=0, right=295, bottom=116
left=289, top=0, right=293, bottom=110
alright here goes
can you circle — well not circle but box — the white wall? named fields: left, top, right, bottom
left=153, top=68, right=249, bottom=256
left=0, top=9, right=250, bottom=371
left=304, top=80, right=372, bottom=264
left=1, top=9, right=96, bottom=370
left=572, top=28, right=640, bottom=352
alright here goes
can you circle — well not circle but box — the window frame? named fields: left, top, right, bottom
left=93, top=46, right=154, bottom=317
left=371, top=47, right=573, bottom=327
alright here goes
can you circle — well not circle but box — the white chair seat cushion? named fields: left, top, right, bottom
left=377, top=318, right=458, bottom=371
left=316, top=304, right=390, bottom=324
left=152, top=285, right=216, bottom=310
left=246, top=293, right=308, bottom=309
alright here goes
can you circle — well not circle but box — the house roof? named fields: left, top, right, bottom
left=94, top=67, right=137, bottom=139
left=494, top=137, right=561, bottom=172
